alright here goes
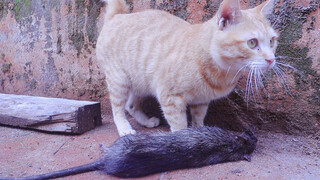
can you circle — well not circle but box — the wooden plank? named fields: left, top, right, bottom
left=0, top=93, right=102, bottom=134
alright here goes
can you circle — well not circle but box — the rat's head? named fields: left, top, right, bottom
left=228, top=130, right=258, bottom=162
left=211, top=0, right=278, bottom=73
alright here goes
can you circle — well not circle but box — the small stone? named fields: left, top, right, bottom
left=2, top=63, right=11, bottom=73
left=231, top=168, right=244, bottom=174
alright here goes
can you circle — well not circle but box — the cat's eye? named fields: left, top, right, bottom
left=270, top=37, right=276, bottom=48
left=247, top=39, right=258, bottom=49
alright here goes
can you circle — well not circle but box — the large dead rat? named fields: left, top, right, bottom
left=1, top=126, right=257, bottom=179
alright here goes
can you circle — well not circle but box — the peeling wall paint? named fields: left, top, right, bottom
left=0, top=0, right=319, bottom=135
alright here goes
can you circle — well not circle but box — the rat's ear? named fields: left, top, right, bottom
left=235, top=134, right=247, bottom=144
left=254, top=0, right=276, bottom=17
left=217, top=0, right=242, bottom=30
left=244, top=128, right=255, bottom=137
left=243, top=154, right=252, bottom=162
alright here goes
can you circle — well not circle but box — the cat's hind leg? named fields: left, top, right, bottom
left=125, top=93, right=160, bottom=128
left=108, top=80, right=136, bottom=136
left=189, top=103, right=209, bottom=127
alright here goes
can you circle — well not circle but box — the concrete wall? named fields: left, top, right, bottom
left=0, top=0, right=319, bottom=135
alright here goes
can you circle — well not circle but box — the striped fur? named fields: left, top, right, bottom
left=96, top=0, right=278, bottom=136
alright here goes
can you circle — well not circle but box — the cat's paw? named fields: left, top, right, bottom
left=144, top=117, right=160, bottom=128
left=118, top=128, right=136, bottom=137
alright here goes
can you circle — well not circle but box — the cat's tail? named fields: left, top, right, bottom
left=102, top=0, right=129, bottom=21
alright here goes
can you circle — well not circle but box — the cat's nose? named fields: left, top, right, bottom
left=265, top=59, right=274, bottom=65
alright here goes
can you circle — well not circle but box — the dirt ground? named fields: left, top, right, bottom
left=0, top=113, right=320, bottom=180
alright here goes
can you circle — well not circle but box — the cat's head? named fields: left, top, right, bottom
left=211, top=0, right=278, bottom=74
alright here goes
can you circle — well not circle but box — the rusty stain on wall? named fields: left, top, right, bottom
left=0, top=0, right=319, bottom=135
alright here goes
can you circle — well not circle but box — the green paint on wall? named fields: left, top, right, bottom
left=13, top=0, right=21, bottom=20
left=13, top=0, right=32, bottom=21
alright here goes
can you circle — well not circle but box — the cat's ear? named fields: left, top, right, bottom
left=217, top=0, right=242, bottom=30
left=255, top=0, right=275, bottom=17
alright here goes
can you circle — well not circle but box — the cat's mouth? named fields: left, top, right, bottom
left=264, top=62, right=275, bottom=72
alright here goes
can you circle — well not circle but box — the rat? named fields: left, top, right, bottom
left=1, top=126, right=257, bottom=179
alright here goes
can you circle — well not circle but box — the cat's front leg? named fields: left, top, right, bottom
left=189, top=103, right=209, bottom=127
left=159, top=95, right=188, bottom=132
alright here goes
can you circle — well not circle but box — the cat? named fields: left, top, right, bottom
left=96, top=0, right=278, bottom=136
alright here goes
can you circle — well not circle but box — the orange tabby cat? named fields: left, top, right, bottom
left=96, top=0, right=278, bottom=136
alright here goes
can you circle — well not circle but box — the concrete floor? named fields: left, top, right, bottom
left=1, top=113, right=320, bottom=180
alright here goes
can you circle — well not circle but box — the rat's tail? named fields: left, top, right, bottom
left=102, top=0, right=129, bottom=21
left=0, top=161, right=102, bottom=180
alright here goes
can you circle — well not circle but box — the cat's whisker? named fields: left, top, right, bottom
left=275, top=56, right=302, bottom=61
left=231, top=64, right=250, bottom=83
left=273, top=66, right=286, bottom=83
left=245, top=62, right=271, bottom=104
left=245, top=67, right=260, bottom=105
left=249, top=68, right=256, bottom=103
left=226, top=65, right=232, bottom=79
left=276, top=66, right=289, bottom=79
left=277, top=67, right=293, bottom=96
left=275, top=61, right=302, bottom=76
left=253, top=68, right=258, bottom=95
left=272, top=65, right=293, bottom=96
left=254, top=68, right=259, bottom=101
left=254, top=67, right=262, bottom=100
left=245, top=68, right=251, bottom=105
left=272, top=66, right=282, bottom=85
left=245, top=60, right=296, bottom=104
left=257, top=68, right=269, bottom=98
left=276, top=64, right=290, bottom=80
left=255, top=66, right=265, bottom=100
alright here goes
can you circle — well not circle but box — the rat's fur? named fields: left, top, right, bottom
left=103, top=126, right=257, bottom=177
left=96, top=0, right=277, bottom=136
left=1, top=127, right=257, bottom=179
